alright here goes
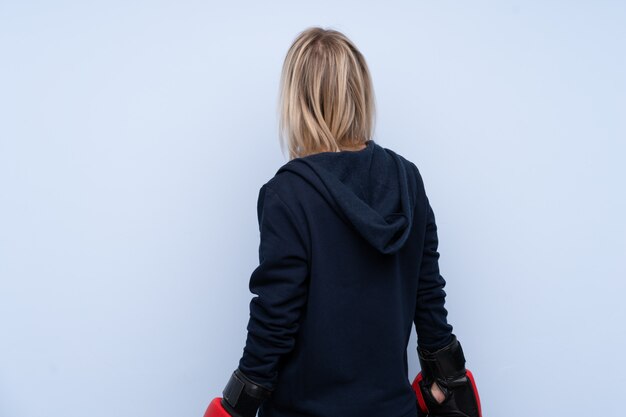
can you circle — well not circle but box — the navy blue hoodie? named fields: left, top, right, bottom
left=237, top=139, right=454, bottom=417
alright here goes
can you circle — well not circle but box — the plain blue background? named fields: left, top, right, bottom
left=1, top=1, right=625, bottom=416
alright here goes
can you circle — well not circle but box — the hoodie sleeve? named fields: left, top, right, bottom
left=237, top=183, right=310, bottom=391
left=414, top=197, right=455, bottom=351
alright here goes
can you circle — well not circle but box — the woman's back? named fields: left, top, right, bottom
left=238, top=139, right=454, bottom=417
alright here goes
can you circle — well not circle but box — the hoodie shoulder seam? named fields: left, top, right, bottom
left=263, top=183, right=310, bottom=255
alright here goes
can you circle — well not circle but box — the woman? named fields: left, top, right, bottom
left=205, top=27, right=481, bottom=417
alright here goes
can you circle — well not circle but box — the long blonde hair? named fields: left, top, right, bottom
left=278, top=27, right=377, bottom=160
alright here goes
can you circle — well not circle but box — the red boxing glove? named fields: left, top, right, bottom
left=412, top=334, right=482, bottom=417
left=203, top=368, right=273, bottom=417
left=203, top=397, right=232, bottom=417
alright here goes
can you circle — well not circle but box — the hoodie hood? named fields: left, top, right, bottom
left=275, top=139, right=419, bottom=255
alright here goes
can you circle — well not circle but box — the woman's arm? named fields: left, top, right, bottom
left=237, top=183, right=310, bottom=390
left=411, top=194, right=482, bottom=417
left=414, top=198, right=454, bottom=350
left=205, top=183, right=309, bottom=417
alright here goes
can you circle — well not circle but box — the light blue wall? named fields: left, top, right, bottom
left=1, top=1, right=624, bottom=416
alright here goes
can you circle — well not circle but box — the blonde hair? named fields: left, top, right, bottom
left=278, top=27, right=377, bottom=160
